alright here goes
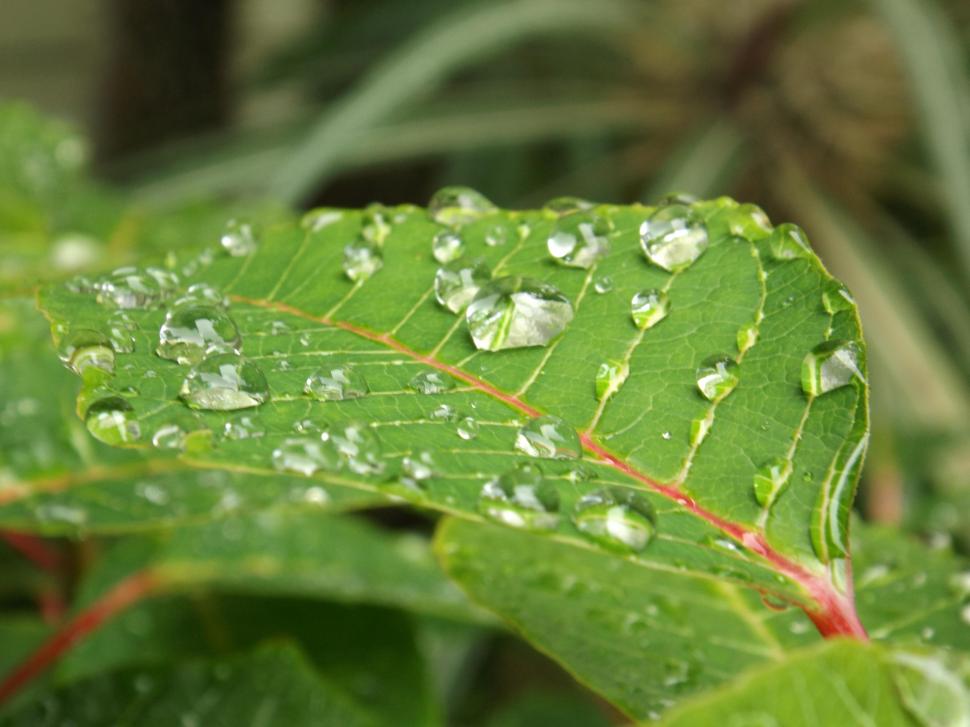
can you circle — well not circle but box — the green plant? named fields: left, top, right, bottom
left=0, top=104, right=967, bottom=724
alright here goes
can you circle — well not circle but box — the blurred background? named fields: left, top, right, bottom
left=1, top=0, right=969, bottom=719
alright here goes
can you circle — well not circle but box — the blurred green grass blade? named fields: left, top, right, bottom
left=269, top=0, right=639, bottom=202
left=868, top=0, right=970, bottom=282
left=643, top=118, right=746, bottom=202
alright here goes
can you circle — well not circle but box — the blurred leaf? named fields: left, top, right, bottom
left=3, top=643, right=375, bottom=727
left=484, top=690, right=613, bottom=727
left=868, top=0, right=970, bottom=282
left=0, top=617, right=49, bottom=717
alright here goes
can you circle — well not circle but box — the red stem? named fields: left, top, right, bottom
left=0, top=571, right=158, bottom=705
left=1, top=531, right=61, bottom=573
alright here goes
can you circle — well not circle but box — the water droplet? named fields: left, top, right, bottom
left=96, top=267, right=163, bottom=309
left=695, top=355, right=740, bottom=402
left=270, top=320, right=290, bottom=335
left=593, top=275, right=614, bottom=294
left=327, top=422, right=384, bottom=475
left=361, top=205, right=391, bottom=245
left=478, top=463, right=560, bottom=531
left=302, top=208, right=343, bottom=231
left=801, top=340, right=863, bottom=397
left=304, top=365, right=368, bottom=401
left=220, top=219, right=258, bottom=256
left=156, top=306, right=241, bottom=365
left=656, top=192, right=697, bottom=206
left=428, top=186, right=496, bottom=225
left=690, top=411, right=714, bottom=446
left=662, top=658, right=695, bottom=688
left=136, top=481, right=170, bottom=506
left=456, top=416, right=479, bottom=440
left=724, top=203, right=773, bottom=239
left=639, top=205, right=709, bottom=272
left=106, top=312, right=137, bottom=353
left=146, top=267, right=180, bottom=295
left=175, top=283, right=229, bottom=309
left=595, top=360, right=629, bottom=401
left=514, top=415, right=581, bottom=459
left=431, top=230, right=465, bottom=263
left=434, top=257, right=491, bottom=313
left=662, top=431, right=672, bottom=440
left=58, top=329, right=114, bottom=380
left=408, top=370, right=455, bottom=394
left=430, top=404, right=457, bottom=422
left=547, top=212, right=611, bottom=268
left=630, top=289, right=669, bottom=330
left=736, top=322, right=758, bottom=354
left=572, top=487, right=657, bottom=552
left=465, top=276, right=573, bottom=351
left=223, top=415, right=265, bottom=440
left=179, top=354, right=269, bottom=410
left=152, top=423, right=186, bottom=450
left=301, top=486, right=330, bottom=506
left=293, top=416, right=327, bottom=434
left=272, top=437, right=342, bottom=476
left=484, top=224, right=508, bottom=247
left=343, top=238, right=383, bottom=282
left=821, top=280, right=855, bottom=314
left=753, top=457, right=792, bottom=507
left=398, top=451, right=435, bottom=491
left=768, top=223, right=812, bottom=261
left=85, top=397, right=140, bottom=445
left=543, top=196, right=595, bottom=215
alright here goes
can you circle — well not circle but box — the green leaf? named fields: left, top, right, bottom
left=3, top=643, right=375, bottom=727
left=39, top=197, right=869, bottom=633
left=660, top=639, right=967, bottom=726
left=0, top=299, right=382, bottom=535
left=435, top=517, right=970, bottom=720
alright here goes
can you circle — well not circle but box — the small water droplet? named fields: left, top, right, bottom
left=430, top=404, right=457, bottom=422
left=272, top=437, right=342, bottom=476
left=768, top=223, right=812, bottom=261
left=724, top=203, right=773, bottom=239
left=543, top=196, right=595, bottom=215
left=801, top=340, right=863, bottom=397
left=58, top=329, right=115, bottom=381
left=96, top=267, right=163, bottom=309
left=547, top=212, right=611, bottom=268
left=572, top=487, right=657, bottom=551
left=431, top=230, right=465, bottom=263
left=466, top=276, right=573, bottom=351
left=478, top=463, right=560, bottom=531
left=753, top=457, right=792, bottom=507
left=223, top=415, right=264, bottom=440
left=174, top=283, right=229, bottom=309
left=630, top=289, right=669, bottom=330
left=270, top=320, right=290, bottom=335
left=301, top=485, right=330, bottom=506
left=361, top=205, right=391, bottom=245
left=656, top=192, right=697, bottom=206
left=662, top=658, right=695, bottom=688
left=434, top=257, right=491, bottom=313
left=304, top=365, right=368, bottom=401
left=135, top=481, right=170, bottom=506
left=736, top=322, right=758, bottom=354
left=85, top=397, right=140, bottom=445
left=695, top=355, right=740, bottom=402
left=593, top=275, right=614, bottom=294
left=152, top=423, right=187, bottom=450
left=397, top=451, right=435, bottom=491
left=690, top=411, right=714, bottom=446
left=156, top=306, right=241, bottom=365
left=456, top=416, right=479, bottom=440
left=327, top=422, right=384, bottom=475
left=220, top=219, right=258, bottom=256
left=428, top=186, right=496, bottom=225
left=639, top=205, right=709, bottom=272
left=408, top=369, right=455, bottom=394
left=302, top=209, right=344, bottom=232
left=514, top=415, right=581, bottom=459
left=293, top=416, right=327, bottom=434
left=180, top=354, right=269, bottom=410
left=595, top=360, right=629, bottom=401
left=343, top=238, right=383, bottom=282
left=661, top=431, right=671, bottom=440
left=484, top=224, right=508, bottom=247
left=821, top=279, right=855, bottom=314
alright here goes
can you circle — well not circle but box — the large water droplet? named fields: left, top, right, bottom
left=515, top=415, right=581, bottom=459
left=431, top=230, right=465, bottom=263
left=58, top=329, right=115, bottom=380
left=695, top=355, right=740, bottom=402
left=304, top=365, right=368, bottom=401
left=179, top=354, right=269, bottom=410
left=85, top=397, right=140, bottom=445
left=768, top=223, right=812, bottom=261
left=156, top=306, right=241, bottom=365
left=572, top=488, right=657, bottom=551
left=478, top=463, right=560, bottom=531
left=801, top=340, right=863, bottom=397
left=428, top=186, right=496, bottom=225
left=630, top=289, right=669, bottom=330
left=753, top=457, right=792, bottom=507
left=639, top=205, right=709, bottom=272
left=408, top=369, right=455, bottom=394
left=343, top=238, right=383, bottom=282
left=220, top=219, right=258, bottom=257
left=327, top=422, right=384, bottom=475
left=272, top=437, right=342, bottom=476
left=547, top=212, right=611, bottom=269
left=595, top=360, right=629, bottom=401
left=96, top=267, right=163, bottom=309
left=434, top=257, right=491, bottom=313
left=456, top=416, right=479, bottom=440
left=465, top=276, right=573, bottom=351
left=822, top=280, right=855, bottom=314
left=724, top=203, right=773, bottom=240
